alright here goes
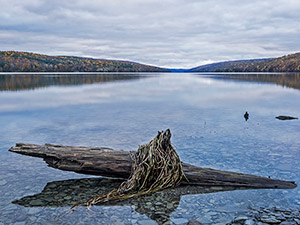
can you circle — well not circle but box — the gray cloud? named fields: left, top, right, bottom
left=1, top=0, right=300, bottom=68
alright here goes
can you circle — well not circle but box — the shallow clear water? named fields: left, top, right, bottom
left=0, top=72, right=299, bottom=225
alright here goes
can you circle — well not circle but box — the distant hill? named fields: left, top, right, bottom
left=188, top=59, right=269, bottom=72
left=189, top=52, right=300, bottom=72
left=0, top=51, right=169, bottom=72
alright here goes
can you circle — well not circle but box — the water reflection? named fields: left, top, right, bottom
left=1, top=72, right=300, bottom=224
left=206, top=73, right=300, bottom=91
left=0, top=73, right=142, bottom=91
left=2, top=73, right=300, bottom=114
left=13, top=177, right=250, bottom=224
left=1, top=73, right=300, bottom=92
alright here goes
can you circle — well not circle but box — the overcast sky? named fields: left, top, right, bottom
left=1, top=0, right=300, bottom=68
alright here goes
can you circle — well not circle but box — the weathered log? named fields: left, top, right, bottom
left=9, top=143, right=297, bottom=189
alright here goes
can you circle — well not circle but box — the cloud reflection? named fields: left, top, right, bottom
left=0, top=74, right=299, bottom=114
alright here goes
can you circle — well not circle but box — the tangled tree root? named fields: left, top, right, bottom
left=85, top=129, right=187, bottom=208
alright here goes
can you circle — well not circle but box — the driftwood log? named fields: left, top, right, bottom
left=9, top=143, right=296, bottom=189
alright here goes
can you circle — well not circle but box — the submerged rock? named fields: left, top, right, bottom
left=187, top=219, right=204, bottom=225
left=0, top=180, right=7, bottom=186
left=29, top=199, right=44, bottom=206
left=227, top=207, right=300, bottom=225
left=233, top=216, right=249, bottom=223
left=172, top=218, right=189, bottom=224
left=260, top=216, right=281, bottom=223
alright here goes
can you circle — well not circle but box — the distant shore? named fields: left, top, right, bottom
left=1, top=51, right=300, bottom=73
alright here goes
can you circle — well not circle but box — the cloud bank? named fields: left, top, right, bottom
left=1, top=0, right=300, bottom=68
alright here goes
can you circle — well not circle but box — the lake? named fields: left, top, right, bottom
left=0, top=72, right=299, bottom=225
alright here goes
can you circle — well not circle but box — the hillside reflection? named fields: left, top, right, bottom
left=207, top=73, right=300, bottom=91
left=2, top=73, right=300, bottom=92
left=0, top=73, right=142, bottom=91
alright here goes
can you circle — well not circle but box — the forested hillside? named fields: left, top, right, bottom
left=2, top=51, right=300, bottom=73
left=0, top=51, right=169, bottom=72
left=190, top=52, right=300, bottom=72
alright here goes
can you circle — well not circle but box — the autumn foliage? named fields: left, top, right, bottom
left=190, top=52, right=300, bottom=72
left=0, top=51, right=169, bottom=72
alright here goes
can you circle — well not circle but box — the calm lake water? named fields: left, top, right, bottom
left=0, top=72, right=299, bottom=225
